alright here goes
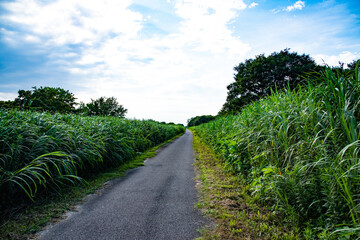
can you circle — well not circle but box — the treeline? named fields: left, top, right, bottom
left=221, top=48, right=359, bottom=114
left=0, top=86, right=127, bottom=117
left=187, top=115, right=215, bottom=127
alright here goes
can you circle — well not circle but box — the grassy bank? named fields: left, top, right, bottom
left=193, top=68, right=360, bottom=239
left=192, top=130, right=300, bottom=239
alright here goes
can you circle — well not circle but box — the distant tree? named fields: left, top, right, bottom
left=14, top=86, right=77, bottom=113
left=187, top=115, right=215, bottom=127
left=85, top=96, right=127, bottom=117
left=14, top=90, right=32, bottom=109
left=0, top=100, right=15, bottom=109
left=322, top=59, right=360, bottom=76
left=220, top=49, right=318, bottom=114
left=74, top=101, right=87, bottom=114
left=347, top=59, right=360, bottom=71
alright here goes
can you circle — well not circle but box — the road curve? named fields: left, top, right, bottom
left=39, top=129, right=207, bottom=240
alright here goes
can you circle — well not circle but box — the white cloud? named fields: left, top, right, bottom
left=0, top=27, right=17, bottom=46
left=0, top=0, right=251, bottom=124
left=249, top=2, right=258, bottom=8
left=174, top=0, right=249, bottom=55
left=1, top=0, right=359, bottom=124
left=24, top=35, right=41, bottom=43
left=286, top=1, right=305, bottom=12
left=313, top=51, right=360, bottom=66
left=2, top=0, right=143, bottom=46
left=0, top=92, right=17, bottom=101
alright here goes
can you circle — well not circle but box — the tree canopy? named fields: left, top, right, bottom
left=220, top=49, right=318, bottom=114
left=345, top=59, right=360, bottom=71
left=187, top=115, right=215, bottom=127
left=83, top=96, right=127, bottom=117
left=13, top=86, right=77, bottom=113
left=1, top=86, right=129, bottom=118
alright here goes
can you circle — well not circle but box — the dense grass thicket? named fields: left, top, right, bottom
left=0, top=110, right=185, bottom=212
left=194, top=68, right=360, bottom=239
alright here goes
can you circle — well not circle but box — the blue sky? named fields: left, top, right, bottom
left=0, top=0, right=359, bottom=124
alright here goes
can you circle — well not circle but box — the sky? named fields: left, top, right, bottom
left=0, top=0, right=359, bottom=125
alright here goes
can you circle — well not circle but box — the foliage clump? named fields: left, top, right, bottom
left=11, top=86, right=77, bottom=113
left=220, top=49, right=318, bottom=114
left=0, top=110, right=185, bottom=216
left=79, top=96, right=127, bottom=117
left=194, top=66, right=360, bottom=238
left=187, top=115, right=215, bottom=127
left=0, top=87, right=129, bottom=118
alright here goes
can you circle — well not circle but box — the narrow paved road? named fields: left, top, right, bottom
left=39, top=129, right=207, bottom=240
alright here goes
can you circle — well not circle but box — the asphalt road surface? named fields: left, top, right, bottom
left=39, top=129, right=208, bottom=240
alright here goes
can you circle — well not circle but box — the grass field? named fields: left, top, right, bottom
left=0, top=110, right=185, bottom=215
left=193, top=67, right=360, bottom=239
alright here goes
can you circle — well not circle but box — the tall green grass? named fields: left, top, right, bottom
left=0, top=111, right=184, bottom=211
left=194, top=67, right=360, bottom=239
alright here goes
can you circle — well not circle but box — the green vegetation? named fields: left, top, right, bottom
left=13, top=86, right=77, bottom=113
left=79, top=96, right=127, bottom=117
left=0, top=87, right=130, bottom=119
left=194, top=67, right=360, bottom=238
left=0, top=133, right=182, bottom=239
left=0, top=109, right=185, bottom=216
left=192, top=130, right=300, bottom=239
left=220, top=49, right=318, bottom=114
left=187, top=115, right=215, bottom=127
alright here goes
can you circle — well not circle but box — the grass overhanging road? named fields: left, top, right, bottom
left=39, top=129, right=208, bottom=240
left=0, top=132, right=184, bottom=240
left=192, top=129, right=300, bottom=239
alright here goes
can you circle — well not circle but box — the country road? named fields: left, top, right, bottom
left=39, top=129, right=208, bottom=240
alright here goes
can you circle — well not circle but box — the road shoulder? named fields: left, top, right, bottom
left=191, top=130, right=301, bottom=239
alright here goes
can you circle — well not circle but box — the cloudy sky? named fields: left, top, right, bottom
left=1, top=0, right=359, bottom=124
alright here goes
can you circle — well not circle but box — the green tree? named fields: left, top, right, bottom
left=347, top=59, right=360, bottom=70
left=187, top=115, right=215, bottom=127
left=14, top=86, right=77, bottom=113
left=0, top=100, right=15, bottom=109
left=220, top=49, right=318, bottom=114
left=14, top=90, right=32, bottom=109
left=85, top=96, right=127, bottom=117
